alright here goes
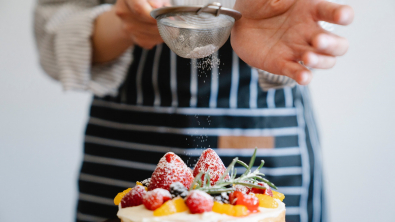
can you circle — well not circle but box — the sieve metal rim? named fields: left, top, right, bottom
left=150, top=5, right=242, bottom=21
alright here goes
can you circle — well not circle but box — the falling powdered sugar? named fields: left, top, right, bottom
left=196, top=54, right=221, bottom=70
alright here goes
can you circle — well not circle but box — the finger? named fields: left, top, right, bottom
left=126, top=0, right=157, bottom=23
left=163, top=1, right=172, bottom=7
left=280, top=61, right=312, bottom=85
left=122, top=21, right=160, bottom=35
left=148, top=0, right=170, bottom=8
left=311, top=33, right=349, bottom=56
left=132, top=33, right=164, bottom=49
left=302, top=52, right=336, bottom=69
left=316, top=1, right=354, bottom=25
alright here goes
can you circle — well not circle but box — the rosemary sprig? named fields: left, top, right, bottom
left=191, top=148, right=278, bottom=194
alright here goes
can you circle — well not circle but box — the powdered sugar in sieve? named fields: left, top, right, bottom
left=186, top=44, right=217, bottom=58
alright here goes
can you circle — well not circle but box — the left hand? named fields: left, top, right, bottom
left=231, top=0, right=354, bottom=85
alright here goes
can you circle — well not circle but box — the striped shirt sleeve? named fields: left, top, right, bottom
left=34, top=0, right=133, bottom=97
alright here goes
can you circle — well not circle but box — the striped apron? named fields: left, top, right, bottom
left=76, top=40, right=325, bottom=222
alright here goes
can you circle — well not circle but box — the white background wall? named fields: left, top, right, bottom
left=0, top=0, right=394, bottom=222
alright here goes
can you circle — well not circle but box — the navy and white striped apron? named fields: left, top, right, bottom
left=76, top=40, right=325, bottom=222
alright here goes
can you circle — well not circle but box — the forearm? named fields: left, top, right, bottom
left=92, top=7, right=134, bottom=64
left=34, top=0, right=133, bottom=97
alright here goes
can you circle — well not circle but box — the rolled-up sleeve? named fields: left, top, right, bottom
left=34, top=0, right=133, bottom=97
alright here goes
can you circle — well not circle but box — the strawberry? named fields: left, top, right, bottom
left=143, top=188, right=172, bottom=210
left=193, top=148, right=229, bottom=186
left=251, top=182, right=273, bottom=197
left=148, top=152, right=194, bottom=191
left=185, top=190, right=214, bottom=214
left=229, top=191, right=259, bottom=212
left=121, top=185, right=147, bottom=208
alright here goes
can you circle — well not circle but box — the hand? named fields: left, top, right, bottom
left=114, top=0, right=171, bottom=49
left=231, top=0, right=354, bottom=85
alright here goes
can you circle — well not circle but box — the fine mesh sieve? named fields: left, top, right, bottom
left=151, top=3, right=242, bottom=59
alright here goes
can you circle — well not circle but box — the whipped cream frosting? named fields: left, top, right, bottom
left=117, top=199, right=285, bottom=222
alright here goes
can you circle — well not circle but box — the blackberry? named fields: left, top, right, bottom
left=169, top=182, right=189, bottom=199
left=212, top=192, right=230, bottom=204
left=141, top=178, right=151, bottom=187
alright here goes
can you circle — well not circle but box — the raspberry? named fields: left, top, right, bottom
left=251, top=182, right=273, bottom=197
left=114, top=188, right=132, bottom=205
left=121, top=185, right=147, bottom=208
left=193, top=148, right=229, bottom=186
left=169, top=182, right=189, bottom=199
left=234, top=184, right=252, bottom=194
left=148, top=152, right=194, bottom=191
left=143, top=188, right=172, bottom=210
left=185, top=190, right=214, bottom=214
left=229, top=191, right=259, bottom=212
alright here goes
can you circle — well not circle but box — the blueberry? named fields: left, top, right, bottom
left=141, top=178, right=151, bottom=187
left=211, top=192, right=230, bottom=204
left=170, top=182, right=189, bottom=199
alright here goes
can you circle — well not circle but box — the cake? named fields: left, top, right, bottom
left=114, top=149, right=286, bottom=222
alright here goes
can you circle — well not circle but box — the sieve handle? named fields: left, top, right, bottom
left=197, top=2, right=222, bottom=16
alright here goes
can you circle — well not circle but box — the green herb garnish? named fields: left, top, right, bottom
left=190, top=148, right=277, bottom=194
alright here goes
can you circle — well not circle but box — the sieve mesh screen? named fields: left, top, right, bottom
left=157, top=12, right=235, bottom=58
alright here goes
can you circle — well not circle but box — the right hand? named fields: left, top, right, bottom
left=114, top=0, right=171, bottom=49
left=231, top=0, right=354, bottom=85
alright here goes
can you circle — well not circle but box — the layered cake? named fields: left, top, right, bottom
left=114, top=149, right=286, bottom=222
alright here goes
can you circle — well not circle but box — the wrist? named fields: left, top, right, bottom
left=108, top=8, right=134, bottom=46
left=92, top=8, right=134, bottom=63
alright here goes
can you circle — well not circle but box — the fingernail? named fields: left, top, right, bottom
left=309, top=53, right=319, bottom=66
left=300, top=72, right=310, bottom=85
left=339, top=12, right=349, bottom=25
left=318, top=35, right=329, bottom=50
left=148, top=0, right=161, bottom=8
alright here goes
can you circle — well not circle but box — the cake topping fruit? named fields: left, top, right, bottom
left=272, top=191, right=285, bottom=201
left=114, top=188, right=132, bottom=205
left=117, top=148, right=283, bottom=217
left=153, top=197, right=189, bottom=216
left=251, top=182, right=273, bottom=197
left=212, top=201, right=249, bottom=217
left=169, top=182, right=189, bottom=199
left=255, top=194, right=279, bottom=208
left=121, top=185, right=147, bottom=208
left=193, top=148, right=229, bottom=185
left=141, top=178, right=151, bottom=187
left=185, top=190, right=214, bottom=214
left=143, top=188, right=172, bottom=210
left=234, top=184, right=252, bottom=194
left=148, top=152, right=194, bottom=191
left=212, top=192, right=230, bottom=204
left=189, top=149, right=277, bottom=195
left=229, top=191, right=259, bottom=212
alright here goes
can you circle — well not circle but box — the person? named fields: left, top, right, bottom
left=34, top=0, right=354, bottom=222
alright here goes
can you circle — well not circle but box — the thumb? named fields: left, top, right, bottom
left=127, top=0, right=156, bottom=23
left=148, top=0, right=171, bottom=8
